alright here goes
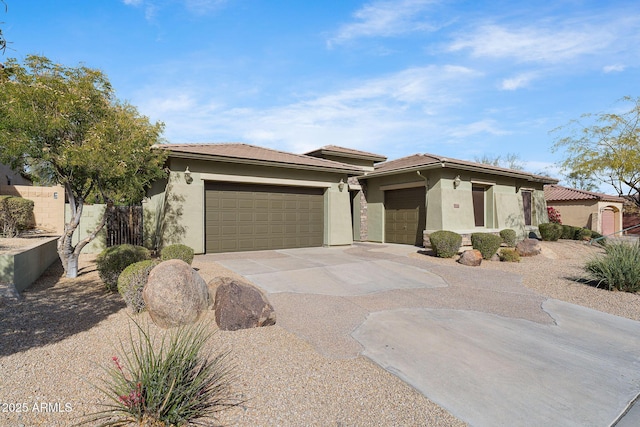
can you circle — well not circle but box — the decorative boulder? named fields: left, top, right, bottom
left=458, top=249, right=482, bottom=266
left=207, top=276, right=233, bottom=309
left=213, top=277, right=276, bottom=331
left=516, top=238, right=542, bottom=257
left=143, top=259, right=209, bottom=328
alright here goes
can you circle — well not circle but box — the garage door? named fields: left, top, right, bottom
left=205, top=182, right=324, bottom=253
left=385, top=186, right=426, bottom=246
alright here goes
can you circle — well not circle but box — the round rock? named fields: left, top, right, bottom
left=143, top=259, right=209, bottom=328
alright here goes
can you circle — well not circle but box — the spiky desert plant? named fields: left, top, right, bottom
left=79, top=320, right=243, bottom=426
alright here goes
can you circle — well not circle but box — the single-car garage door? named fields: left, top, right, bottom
left=205, top=182, right=324, bottom=253
left=384, top=186, right=426, bottom=246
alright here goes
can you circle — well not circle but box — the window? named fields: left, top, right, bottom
left=522, top=191, right=532, bottom=226
left=472, top=186, right=485, bottom=227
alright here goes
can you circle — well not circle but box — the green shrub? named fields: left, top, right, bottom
left=82, top=320, right=243, bottom=426
left=499, top=248, right=521, bottom=262
left=160, top=243, right=195, bottom=265
left=575, top=228, right=592, bottom=241
left=117, top=260, right=159, bottom=313
left=499, top=229, right=517, bottom=247
left=589, top=231, right=607, bottom=246
left=471, top=233, right=503, bottom=260
left=96, top=244, right=151, bottom=291
left=538, top=223, right=562, bottom=241
left=561, top=225, right=579, bottom=240
left=585, top=241, right=640, bottom=292
left=0, top=195, right=34, bottom=237
left=429, top=230, right=462, bottom=258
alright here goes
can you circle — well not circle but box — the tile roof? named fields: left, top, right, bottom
left=368, top=152, right=558, bottom=183
left=544, top=184, right=625, bottom=203
left=155, top=143, right=361, bottom=173
left=305, top=145, right=387, bottom=162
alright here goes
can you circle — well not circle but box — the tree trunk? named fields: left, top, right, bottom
left=57, top=188, right=109, bottom=278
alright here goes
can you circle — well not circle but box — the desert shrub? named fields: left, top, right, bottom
left=538, top=223, right=562, bottom=241
left=547, top=206, right=562, bottom=224
left=561, top=225, right=579, bottom=240
left=81, top=321, right=243, bottom=426
left=429, top=230, right=462, bottom=258
left=471, top=233, right=503, bottom=260
left=96, top=244, right=151, bottom=291
left=585, top=241, right=640, bottom=292
left=160, top=243, right=195, bottom=265
left=589, top=231, right=607, bottom=246
left=575, top=228, right=592, bottom=241
left=117, top=260, right=159, bottom=313
left=0, top=196, right=34, bottom=237
left=499, top=229, right=517, bottom=247
left=499, top=248, right=521, bottom=262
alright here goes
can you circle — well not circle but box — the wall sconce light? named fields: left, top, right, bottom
left=184, top=166, right=193, bottom=184
left=53, top=192, right=58, bottom=200
left=338, top=179, right=345, bottom=192
left=453, top=175, right=461, bottom=189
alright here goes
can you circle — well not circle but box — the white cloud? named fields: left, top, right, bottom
left=122, top=0, right=142, bottom=5
left=449, top=23, right=613, bottom=64
left=447, top=120, right=510, bottom=139
left=500, top=73, right=537, bottom=91
left=603, top=64, right=625, bottom=73
left=134, top=65, right=480, bottom=154
left=328, top=0, right=439, bottom=47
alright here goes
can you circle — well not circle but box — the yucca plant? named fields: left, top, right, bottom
left=79, top=320, right=242, bottom=426
left=584, top=241, right=640, bottom=293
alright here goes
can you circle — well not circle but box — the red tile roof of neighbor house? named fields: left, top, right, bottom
left=368, top=153, right=558, bottom=183
left=544, top=184, right=626, bottom=203
left=304, top=145, right=387, bottom=162
left=155, top=143, right=361, bottom=174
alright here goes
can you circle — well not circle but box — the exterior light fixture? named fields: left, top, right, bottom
left=338, top=179, right=345, bottom=192
left=453, top=175, right=461, bottom=189
left=184, top=166, right=193, bottom=184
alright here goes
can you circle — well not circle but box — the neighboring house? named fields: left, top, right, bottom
left=0, top=162, right=32, bottom=186
left=544, top=184, right=625, bottom=236
left=148, top=143, right=558, bottom=254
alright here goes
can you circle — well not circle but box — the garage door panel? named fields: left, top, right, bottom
left=205, top=182, right=325, bottom=253
left=385, top=187, right=426, bottom=246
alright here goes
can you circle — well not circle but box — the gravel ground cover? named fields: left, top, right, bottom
left=1, top=239, right=639, bottom=426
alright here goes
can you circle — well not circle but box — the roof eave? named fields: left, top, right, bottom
left=361, top=161, right=559, bottom=184
left=165, top=150, right=362, bottom=175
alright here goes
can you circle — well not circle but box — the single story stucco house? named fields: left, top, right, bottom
left=544, top=184, right=625, bottom=236
left=145, top=143, right=558, bottom=254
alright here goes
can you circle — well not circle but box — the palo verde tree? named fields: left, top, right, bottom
left=0, top=55, right=167, bottom=278
left=552, top=96, right=640, bottom=207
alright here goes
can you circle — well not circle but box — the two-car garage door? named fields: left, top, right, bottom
left=205, top=182, right=324, bottom=253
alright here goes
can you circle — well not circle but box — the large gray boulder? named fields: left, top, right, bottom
left=143, top=259, right=209, bottom=328
left=458, top=249, right=482, bottom=266
left=213, top=277, right=276, bottom=331
left=516, top=238, right=542, bottom=257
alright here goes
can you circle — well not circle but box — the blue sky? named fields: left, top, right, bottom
left=3, top=0, right=640, bottom=183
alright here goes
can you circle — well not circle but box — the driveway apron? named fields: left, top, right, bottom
left=209, top=243, right=640, bottom=427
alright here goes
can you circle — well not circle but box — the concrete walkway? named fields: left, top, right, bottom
left=206, top=243, right=640, bottom=427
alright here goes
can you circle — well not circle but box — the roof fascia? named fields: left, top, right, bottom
left=359, top=161, right=559, bottom=184
left=166, top=151, right=362, bottom=175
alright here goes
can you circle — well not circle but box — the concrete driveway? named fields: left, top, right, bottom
left=205, top=243, right=640, bottom=427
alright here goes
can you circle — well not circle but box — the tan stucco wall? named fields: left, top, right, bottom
left=548, top=200, right=624, bottom=234
left=364, top=168, right=547, bottom=243
left=147, top=157, right=354, bottom=253
left=1, top=185, right=65, bottom=234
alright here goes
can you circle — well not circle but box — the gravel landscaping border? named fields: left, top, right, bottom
left=1, top=240, right=638, bottom=426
